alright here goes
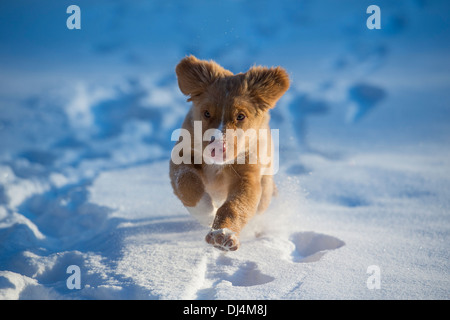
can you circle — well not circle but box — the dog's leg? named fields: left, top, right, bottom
left=205, top=171, right=261, bottom=251
left=256, top=175, right=274, bottom=214
left=170, top=162, right=215, bottom=226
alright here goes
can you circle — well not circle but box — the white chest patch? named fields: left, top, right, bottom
left=185, top=193, right=216, bottom=227
left=203, top=165, right=228, bottom=208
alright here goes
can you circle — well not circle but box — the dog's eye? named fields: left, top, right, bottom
left=204, top=110, right=211, bottom=118
left=236, top=113, right=246, bottom=121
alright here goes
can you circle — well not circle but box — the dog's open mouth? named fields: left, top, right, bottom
left=207, top=139, right=227, bottom=164
left=210, top=146, right=225, bottom=161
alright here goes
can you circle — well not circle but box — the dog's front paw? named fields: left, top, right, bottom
left=205, top=228, right=240, bottom=251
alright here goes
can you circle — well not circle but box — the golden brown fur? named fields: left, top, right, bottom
left=170, top=55, right=289, bottom=251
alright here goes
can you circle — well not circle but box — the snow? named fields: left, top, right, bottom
left=1, top=0, right=449, bottom=300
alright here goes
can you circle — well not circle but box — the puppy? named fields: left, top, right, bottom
left=170, top=55, right=289, bottom=251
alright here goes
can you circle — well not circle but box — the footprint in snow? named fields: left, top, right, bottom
left=289, top=231, right=345, bottom=263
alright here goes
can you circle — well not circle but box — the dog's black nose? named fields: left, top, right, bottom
left=210, top=136, right=216, bottom=143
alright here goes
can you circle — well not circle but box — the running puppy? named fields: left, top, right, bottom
left=170, top=55, right=289, bottom=251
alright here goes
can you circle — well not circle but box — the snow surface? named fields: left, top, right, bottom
left=0, top=0, right=449, bottom=300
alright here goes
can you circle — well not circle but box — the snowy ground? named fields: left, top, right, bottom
left=0, top=0, right=449, bottom=300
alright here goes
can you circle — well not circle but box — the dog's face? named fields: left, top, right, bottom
left=176, top=56, right=289, bottom=165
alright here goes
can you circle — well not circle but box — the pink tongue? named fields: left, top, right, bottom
left=210, top=141, right=226, bottom=160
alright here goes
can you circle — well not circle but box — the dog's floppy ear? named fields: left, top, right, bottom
left=176, top=55, right=233, bottom=100
left=245, top=66, right=290, bottom=108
